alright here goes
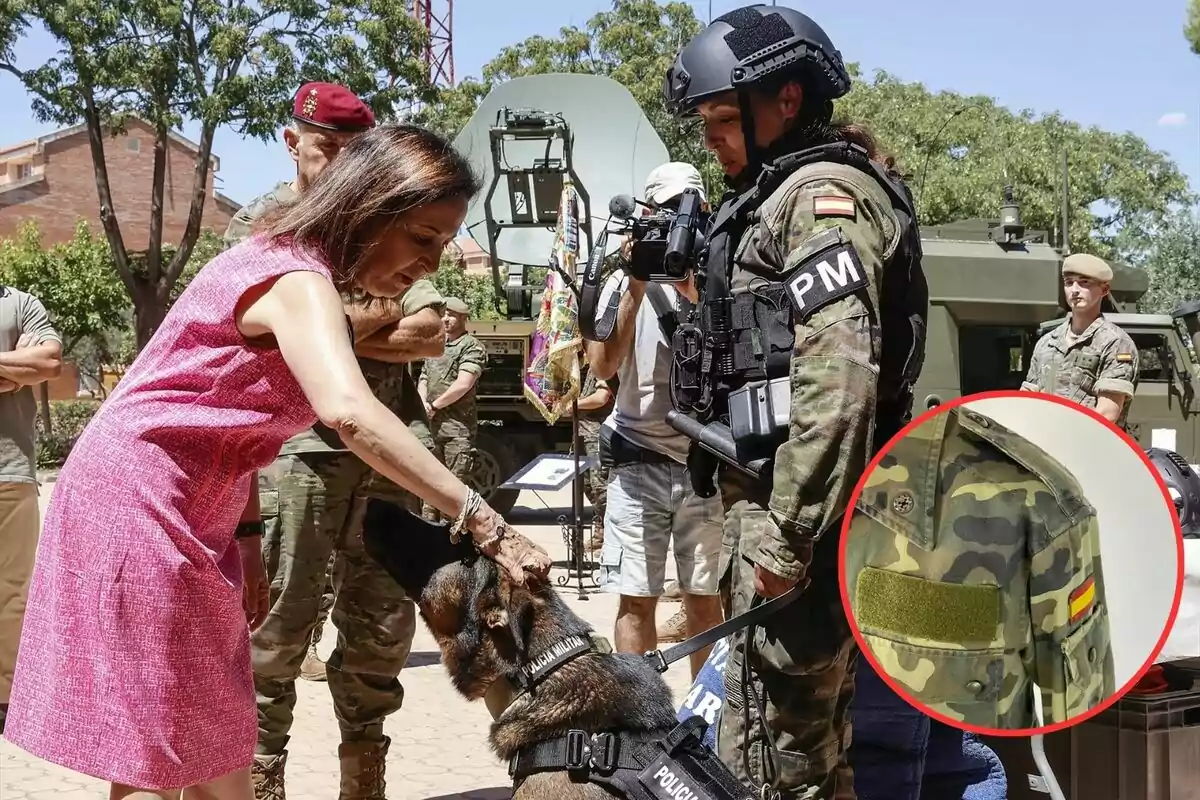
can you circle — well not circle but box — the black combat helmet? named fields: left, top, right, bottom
left=663, top=5, right=851, bottom=117
left=1146, top=447, right=1200, bottom=538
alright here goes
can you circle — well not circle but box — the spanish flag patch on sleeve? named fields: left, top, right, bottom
left=1116, top=352, right=1134, bottom=363
left=813, top=195, right=856, bottom=219
left=1069, top=576, right=1096, bottom=624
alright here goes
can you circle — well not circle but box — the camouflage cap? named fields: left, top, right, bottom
left=1062, top=253, right=1112, bottom=282
left=444, top=297, right=470, bottom=315
left=292, top=82, right=375, bottom=132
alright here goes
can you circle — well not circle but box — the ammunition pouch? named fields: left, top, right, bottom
left=510, top=716, right=755, bottom=800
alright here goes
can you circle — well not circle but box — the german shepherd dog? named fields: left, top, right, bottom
left=361, top=500, right=687, bottom=799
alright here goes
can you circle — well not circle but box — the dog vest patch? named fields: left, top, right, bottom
left=637, top=753, right=716, bottom=800
left=785, top=239, right=869, bottom=321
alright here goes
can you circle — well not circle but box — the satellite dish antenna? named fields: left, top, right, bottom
left=453, top=73, right=671, bottom=318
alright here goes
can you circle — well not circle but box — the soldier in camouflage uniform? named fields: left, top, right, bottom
left=1022, top=252, right=1140, bottom=430
left=415, top=297, right=488, bottom=522
left=573, top=362, right=614, bottom=551
left=844, top=403, right=1115, bottom=728
left=665, top=7, right=930, bottom=797
left=223, top=81, right=449, bottom=800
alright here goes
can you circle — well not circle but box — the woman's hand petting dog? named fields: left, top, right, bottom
left=481, top=527, right=553, bottom=586
left=466, top=506, right=553, bottom=586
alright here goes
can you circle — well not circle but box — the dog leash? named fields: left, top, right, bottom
left=642, top=582, right=804, bottom=673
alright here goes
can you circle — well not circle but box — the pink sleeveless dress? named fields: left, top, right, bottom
left=4, top=236, right=334, bottom=789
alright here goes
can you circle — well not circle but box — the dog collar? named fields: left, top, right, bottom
left=516, top=634, right=595, bottom=688
left=489, top=634, right=613, bottom=721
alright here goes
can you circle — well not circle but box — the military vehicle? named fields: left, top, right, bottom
left=448, top=74, right=1200, bottom=512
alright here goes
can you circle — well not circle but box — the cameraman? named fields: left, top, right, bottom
left=585, top=162, right=724, bottom=679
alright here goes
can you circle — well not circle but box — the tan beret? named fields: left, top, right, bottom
left=444, top=297, right=470, bottom=315
left=1062, top=253, right=1113, bottom=282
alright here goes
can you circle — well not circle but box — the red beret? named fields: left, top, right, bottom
left=292, top=82, right=375, bottom=132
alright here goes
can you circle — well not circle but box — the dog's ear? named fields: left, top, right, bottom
left=503, top=586, right=538, bottom=663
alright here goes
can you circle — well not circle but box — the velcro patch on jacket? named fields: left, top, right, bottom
left=855, top=567, right=1000, bottom=644
left=785, top=239, right=869, bottom=321
left=813, top=194, right=856, bottom=219
left=1116, top=353, right=1134, bottom=363
left=1069, top=576, right=1096, bottom=624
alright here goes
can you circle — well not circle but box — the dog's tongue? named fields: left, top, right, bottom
left=360, top=500, right=475, bottom=596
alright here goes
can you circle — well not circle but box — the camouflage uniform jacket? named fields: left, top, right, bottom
left=845, top=406, right=1115, bottom=729
left=422, top=332, right=487, bottom=437
left=1022, top=315, right=1139, bottom=429
left=223, top=179, right=445, bottom=455
left=222, top=181, right=298, bottom=250
left=733, top=158, right=913, bottom=581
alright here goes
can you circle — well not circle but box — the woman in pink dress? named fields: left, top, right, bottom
left=3, top=124, right=551, bottom=800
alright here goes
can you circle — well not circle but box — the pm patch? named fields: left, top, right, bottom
left=785, top=238, right=870, bottom=320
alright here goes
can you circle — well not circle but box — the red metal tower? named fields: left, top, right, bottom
left=412, top=0, right=455, bottom=87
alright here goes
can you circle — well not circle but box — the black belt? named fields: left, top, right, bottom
left=600, top=427, right=675, bottom=468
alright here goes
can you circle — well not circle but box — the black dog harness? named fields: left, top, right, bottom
left=507, top=587, right=803, bottom=800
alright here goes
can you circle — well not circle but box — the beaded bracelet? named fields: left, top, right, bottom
left=449, top=489, right=484, bottom=544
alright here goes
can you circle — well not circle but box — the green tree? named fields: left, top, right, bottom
left=1125, top=208, right=1200, bottom=314
left=1187, top=0, right=1200, bottom=55
left=418, top=0, right=721, bottom=196
left=0, top=0, right=433, bottom=349
left=837, top=68, right=1193, bottom=257
left=0, top=220, right=127, bottom=355
left=421, top=0, right=1192, bottom=258
left=428, top=252, right=506, bottom=321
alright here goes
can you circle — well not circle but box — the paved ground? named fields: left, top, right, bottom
left=0, top=480, right=694, bottom=799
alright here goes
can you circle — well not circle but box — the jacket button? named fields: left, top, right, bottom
left=966, top=680, right=984, bottom=694
left=892, top=492, right=915, bottom=515
left=1088, top=647, right=1097, bottom=664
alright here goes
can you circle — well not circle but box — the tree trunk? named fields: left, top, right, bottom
left=133, top=295, right=169, bottom=351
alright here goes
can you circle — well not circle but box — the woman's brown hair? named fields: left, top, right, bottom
left=260, top=124, right=480, bottom=289
left=753, top=76, right=902, bottom=178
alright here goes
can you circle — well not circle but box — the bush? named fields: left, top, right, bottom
left=35, top=400, right=101, bottom=468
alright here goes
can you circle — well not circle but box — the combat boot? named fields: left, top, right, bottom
left=662, top=579, right=683, bottom=602
left=657, top=608, right=687, bottom=643
left=251, top=751, right=287, bottom=800
left=299, top=641, right=327, bottom=682
left=338, top=737, right=390, bottom=800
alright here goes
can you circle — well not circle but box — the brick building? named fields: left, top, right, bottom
left=0, top=119, right=240, bottom=247
left=457, top=235, right=492, bottom=276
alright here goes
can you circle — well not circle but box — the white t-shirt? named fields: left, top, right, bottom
left=595, top=270, right=691, bottom=464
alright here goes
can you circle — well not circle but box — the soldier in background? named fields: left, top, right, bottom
left=0, top=288, right=62, bottom=734
left=1022, top=252, right=1139, bottom=429
left=415, top=298, right=487, bottom=521
left=223, top=81, right=448, bottom=800
left=571, top=360, right=615, bottom=552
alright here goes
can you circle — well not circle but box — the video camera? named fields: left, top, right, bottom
left=602, top=188, right=707, bottom=283
left=578, top=186, right=708, bottom=342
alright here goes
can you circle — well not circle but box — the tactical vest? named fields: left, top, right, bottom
left=671, top=142, right=928, bottom=452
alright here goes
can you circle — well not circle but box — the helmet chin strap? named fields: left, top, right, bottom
left=736, top=90, right=762, bottom=184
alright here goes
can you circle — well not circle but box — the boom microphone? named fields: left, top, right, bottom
left=608, top=194, right=637, bottom=220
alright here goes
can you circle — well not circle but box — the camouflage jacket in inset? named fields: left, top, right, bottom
left=845, top=405, right=1115, bottom=729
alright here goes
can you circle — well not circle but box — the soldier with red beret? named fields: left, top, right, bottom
left=223, top=82, right=448, bottom=800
